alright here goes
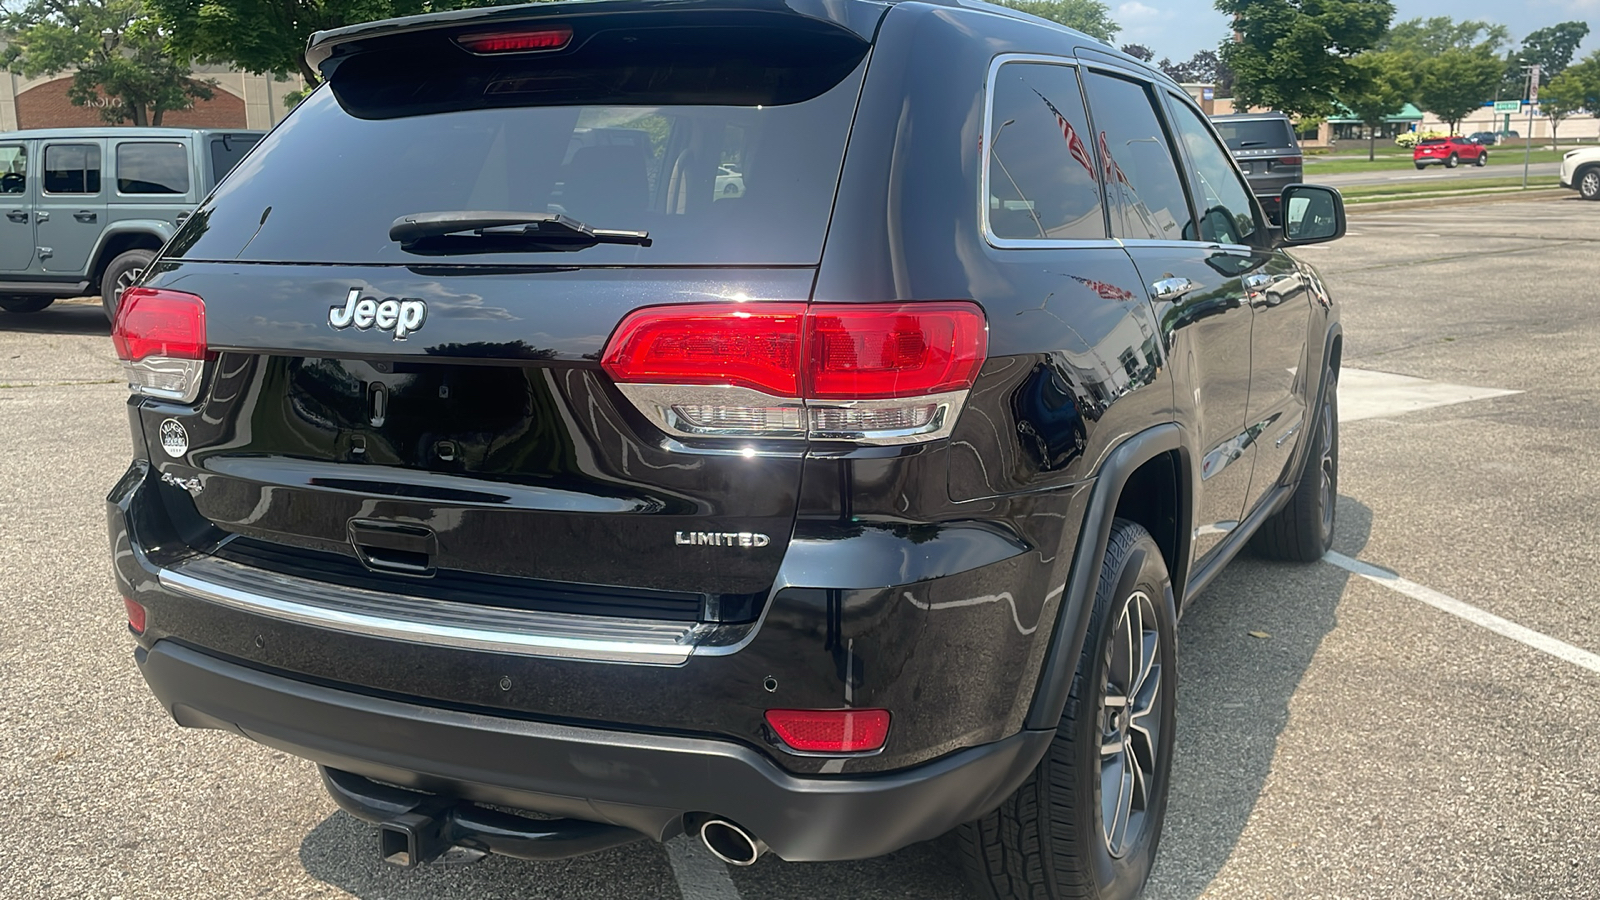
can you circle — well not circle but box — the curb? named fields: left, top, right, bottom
left=1345, top=188, right=1571, bottom=214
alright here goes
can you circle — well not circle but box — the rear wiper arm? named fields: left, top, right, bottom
left=1236, top=141, right=1266, bottom=148
left=389, top=211, right=651, bottom=253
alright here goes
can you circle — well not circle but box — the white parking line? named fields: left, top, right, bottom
left=1338, top=368, right=1520, bottom=422
left=665, top=833, right=744, bottom=900
left=1323, top=550, right=1600, bottom=676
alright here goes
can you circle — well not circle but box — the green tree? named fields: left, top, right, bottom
left=994, top=0, right=1118, bottom=41
left=1339, top=51, right=1410, bottom=160
left=1158, top=49, right=1234, bottom=95
left=149, top=0, right=527, bottom=89
left=1379, top=16, right=1508, bottom=55
left=2, top=0, right=213, bottom=126
left=1518, top=21, right=1590, bottom=83
left=1414, top=45, right=1504, bottom=134
left=1216, top=0, right=1394, bottom=118
left=1540, top=70, right=1585, bottom=144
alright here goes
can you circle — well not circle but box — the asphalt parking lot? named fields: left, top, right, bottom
left=2, top=196, right=1598, bottom=899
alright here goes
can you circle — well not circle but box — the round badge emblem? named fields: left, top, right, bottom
left=158, top=419, right=189, bottom=458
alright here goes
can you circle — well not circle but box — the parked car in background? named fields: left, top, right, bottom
left=105, top=2, right=1348, bottom=898
left=1560, top=146, right=1600, bottom=200
left=1466, top=131, right=1498, bottom=145
left=1211, top=111, right=1302, bottom=222
left=1413, top=135, right=1487, bottom=169
left=0, top=127, right=262, bottom=319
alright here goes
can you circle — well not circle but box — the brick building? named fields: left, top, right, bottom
left=0, top=63, right=303, bottom=132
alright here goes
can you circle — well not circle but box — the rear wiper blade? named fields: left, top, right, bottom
left=389, top=211, right=651, bottom=253
left=1236, top=141, right=1266, bottom=148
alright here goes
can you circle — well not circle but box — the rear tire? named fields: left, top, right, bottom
left=100, top=249, right=155, bottom=321
left=958, top=519, right=1176, bottom=900
left=1579, top=168, right=1600, bottom=201
left=0, top=296, right=52, bottom=314
left=1414, top=163, right=1426, bottom=170
left=1445, top=153, right=1459, bottom=169
left=1251, top=366, right=1339, bottom=562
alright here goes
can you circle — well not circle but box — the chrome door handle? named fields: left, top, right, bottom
left=4, top=210, right=25, bottom=223
left=73, top=210, right=97, bottom=223
left=1242, top=273, right=1273, bottom=291
left=1150, top=277, right=1197, bottom=301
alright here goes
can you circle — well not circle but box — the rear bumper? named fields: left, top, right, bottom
left=139, top=640, right=1053, bottom=861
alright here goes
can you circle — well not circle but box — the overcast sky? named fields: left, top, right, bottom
left=1117, top=0, right=1600, bottom=64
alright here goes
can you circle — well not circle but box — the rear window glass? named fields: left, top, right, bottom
left=170, top=46, right=867, bottom=266
left=1212, top=119, right=1296, bottom=151
left=208, top=135, right=259, bottom=188
left=44, top=143, right=101, bottom=194
left=117, top=142, right=189, bottom=194
left=1419, top=138, right=1447, bottom=145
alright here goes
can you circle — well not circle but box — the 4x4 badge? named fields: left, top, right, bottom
left=329, top=288, right=428, bottom=340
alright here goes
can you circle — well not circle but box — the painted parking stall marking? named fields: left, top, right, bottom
left=1337, top=367, right=1520, bottom=422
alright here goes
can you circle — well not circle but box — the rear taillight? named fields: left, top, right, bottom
left=1277, top=156, right=1302, bottom=166
left=602, top=302, right=988, bottom=445
left=112, top=287, right=210, bottom=402
left=123, top=597, right=146, bottom=635
left=456, top=27, right=573, bottom=54
left=765, top=708, right=891, bottom=753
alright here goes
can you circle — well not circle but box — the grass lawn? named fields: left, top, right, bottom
left=1341, top=175, right=1561, bottom=202
left=1304, top=148, right=1570, bottom=175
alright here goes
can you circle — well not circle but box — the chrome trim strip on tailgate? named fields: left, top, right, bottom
left=158, top=556, right=701, bottom=665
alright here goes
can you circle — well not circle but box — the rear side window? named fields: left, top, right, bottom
left=117, top=142, right=190, bottom=195
left=208, top=135, right=259, bottom=188
left=986, top=61, right=1105, bottom=242
left=1212, top=119, right=1296, bottom=151
left=44, top=144, right=101, bottom=194
left=1080, top=72, right=1192, bottom=242
left=172, top=23, right=869, bottom=266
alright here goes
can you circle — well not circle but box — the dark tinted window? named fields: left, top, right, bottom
left=1212, top=118, right=1296, bottom=151
left=0, top=144, right=24, bottom=194
left=1168, top=100, right=1258, bottom=245
left=43, top=144, right=101, bottom=194
left=1419, top=138, right=1447, bottom=145
left=117, top=142, right=190, bottom=194
left=1081, top=72, right=1192, bottom=242
left=171, top=66, right=867, bottom=265
left=987, top=62, right=1105, bottom=241
left=208, top=135, right=260, bottom=188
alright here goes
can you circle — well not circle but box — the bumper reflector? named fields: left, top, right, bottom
left=765, top=708, right=891, bottom=753
left=123, top=597, right=146, bottom=634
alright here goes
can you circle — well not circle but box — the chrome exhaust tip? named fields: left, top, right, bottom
left=699, top=818, right=767, bottom=866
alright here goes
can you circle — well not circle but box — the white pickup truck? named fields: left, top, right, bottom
left=1560, top=147, right=1600, bottom=200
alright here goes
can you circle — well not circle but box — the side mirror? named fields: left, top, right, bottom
left=1277, top=184, right=1345, bottom=246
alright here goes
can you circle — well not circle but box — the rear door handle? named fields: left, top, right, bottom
left=73, top=210, right=97, bottom=223
left=1243, top=273, right=1274, bottom=291
left=1150, top=277, right=1197, bottom=301
left=5, top=210, right=25, bottom=223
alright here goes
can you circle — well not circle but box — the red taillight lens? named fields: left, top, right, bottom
left=806, top=303, right=987, bottom=399
left=456, top=27, right=573, bottom=53
left=1277, top=156, right=1302, bottom=166
left=602, top=303, right=807, bottom=396
left=112, top=287, right=207, bottom=362
left=123, top=597, right=146, bottom=634
left=765, top=709, right=891, bottom=753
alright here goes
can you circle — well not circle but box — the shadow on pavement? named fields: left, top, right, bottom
left=298, top=499, right=1372, bottom=900
left=0, top=300, right=110, bottom=337
left=1145, top=495, right=1373, bottom=900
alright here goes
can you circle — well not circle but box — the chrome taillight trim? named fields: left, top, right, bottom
left=159, top=555, right=708, bottom=665
left=615, top=383, right=970, bottom=446
left=123, top=357, right=206, bottom=403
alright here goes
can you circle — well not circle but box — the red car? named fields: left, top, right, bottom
left=1414, top=136, right=1488, bottom=169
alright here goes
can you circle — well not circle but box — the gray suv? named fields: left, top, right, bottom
left=0, top=127, right=261, bottom=319
left=1211, top=112, right=1302, bottom=223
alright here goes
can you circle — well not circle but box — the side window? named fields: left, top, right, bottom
left=118, top=142, right=191, bottom=195
left=1165, top=99, right=1258, bottom=246
left=43, top=144, right=102, bottom=195
left=208, top=135, right=260, bottom=189
left=0, top=145, right=24, bottom=195
left=986, top=61, right=1105, bottom=241
left=1080, top=72, right=1193, bottom=242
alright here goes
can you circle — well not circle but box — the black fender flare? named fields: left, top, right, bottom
left=1023, top=422, right=1189, bottom=731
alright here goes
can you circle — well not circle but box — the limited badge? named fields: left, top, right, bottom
left=158, top=419, right=189, bottom=458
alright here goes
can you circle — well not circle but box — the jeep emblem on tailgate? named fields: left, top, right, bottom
left=329, top=288, right=428, bottom=340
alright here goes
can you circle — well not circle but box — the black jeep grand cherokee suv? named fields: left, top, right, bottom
left=106, top=0, right=1345, bottom=895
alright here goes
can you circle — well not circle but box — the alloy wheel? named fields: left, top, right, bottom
left=1318, top=392, right=1336, bottom=540
left=1098, top=589, right=1163, bottom=859
left=1582, top=170, right=1600, bottom=200
left=115, top=266, right=143, bottom=304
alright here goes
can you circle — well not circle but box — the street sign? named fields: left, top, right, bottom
left=1494, top=100, right=1521, bottom=112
